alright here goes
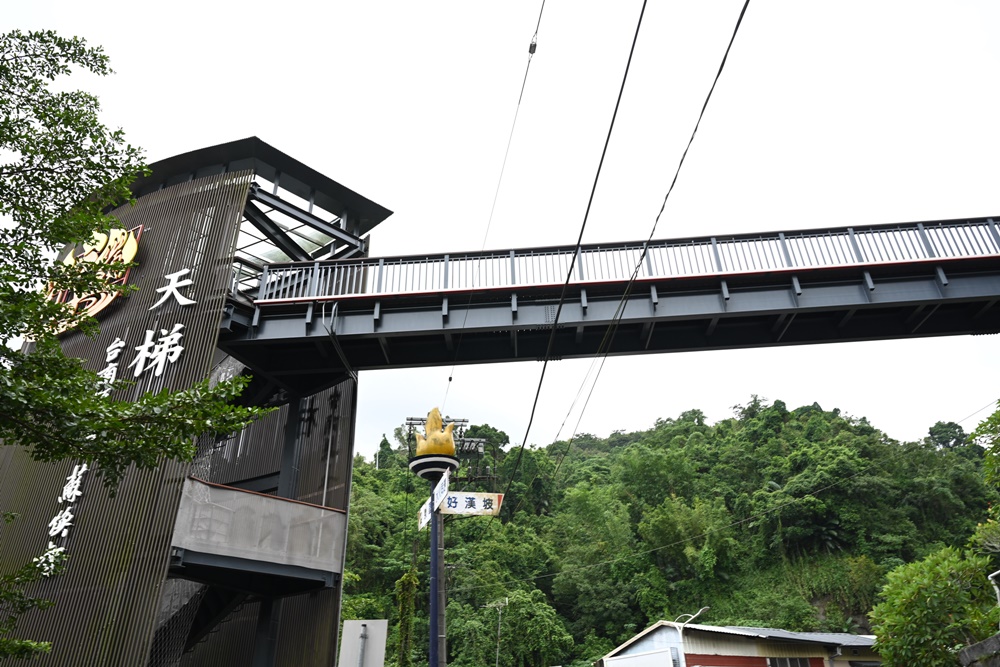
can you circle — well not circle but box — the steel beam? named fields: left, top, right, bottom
left=249, top=184, right=364, bottom=251
left=244, top=202, right=312, bottom=262
left=246, top=273, right=999, bottom=343
left=218, top=265, right=1000, bottom=398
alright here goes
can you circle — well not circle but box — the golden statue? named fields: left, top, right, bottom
left=415, top=408, right=456, bottom=456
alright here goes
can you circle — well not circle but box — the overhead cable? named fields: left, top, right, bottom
left=494, top=0, right=653, bottom=526
left=442, top=0, right=547, bottom=410
left=503, top=0, right=752, bottom=516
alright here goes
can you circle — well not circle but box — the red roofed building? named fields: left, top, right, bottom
left=597, top=621, right=880, bottom=667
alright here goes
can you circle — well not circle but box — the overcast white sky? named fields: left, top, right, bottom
left=8, top=1, right=1000, bottom=458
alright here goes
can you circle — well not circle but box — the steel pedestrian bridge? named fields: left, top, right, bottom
left=219, top=216, right=1000, bottom=397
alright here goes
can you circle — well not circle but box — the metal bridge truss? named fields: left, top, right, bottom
left=218, top=216, right=1000, bottom=396
left=228, top=178, right=371, bottom=303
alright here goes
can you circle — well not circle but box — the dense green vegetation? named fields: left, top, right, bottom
left=343, top=398, right=998, bottom=667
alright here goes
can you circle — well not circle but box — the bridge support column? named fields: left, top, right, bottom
left=251, top=394, right=305, bottom=667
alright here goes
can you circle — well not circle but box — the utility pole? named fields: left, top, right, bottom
left=484, top=597, right=509, bottom=667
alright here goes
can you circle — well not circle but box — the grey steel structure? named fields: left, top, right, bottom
left=222, top=217, right=1000, bottom=392
left=1, top=135, right=998, bottom=666
left=0, top=138, right=390, bottom=667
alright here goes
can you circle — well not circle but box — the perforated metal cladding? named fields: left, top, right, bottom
left=275, top=381, right=357, bottom=667
left=146, top=580, right=207, bottom=665
left=0, top=171, right=252, bottom=667
left=292, top=382, right=359, bottom=511
left=172, top=380, right=358, bottom=667
left=177, top=590, right=345, bottom=667
left=197, top=378, right=357, bottom=510
left=179, top=601, right=260, bottom=666
left=200, top=400, right=286, bottom=486
left=275, top=589, right=343, bottom=667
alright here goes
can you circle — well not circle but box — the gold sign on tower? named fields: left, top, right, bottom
left=47, top=226, right=142, bottom=323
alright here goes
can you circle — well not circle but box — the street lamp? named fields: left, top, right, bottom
left=674, top=606, right=709, bottom=624
left=408, top=408, right=460, bottom=667
left=675, top=606, right=709, bottom=667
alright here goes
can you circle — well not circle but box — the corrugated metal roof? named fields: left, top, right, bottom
left=602, top=621, right=876, bottom=662
left=602, top=621, right=779, bottom=661
left=724, top=627, right=876, bottom=647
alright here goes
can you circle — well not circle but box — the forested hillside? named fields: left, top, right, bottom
left=342, top=397, right=998, bottom=667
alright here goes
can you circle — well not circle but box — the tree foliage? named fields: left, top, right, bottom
left=0, top=29, right=267, bottom=658
left=870, top=547, right=998, bottom=666
left=0, top=30, right=142, bottom=343
left=0, top=513, right=65, bottom=660
left=343, top=397, right=996, bottom=666
left=395, top=568, right=418, bottom=667
left=972, top=400, right=1000, bottom=486
left=0, top=29, right=268, bottom=488
left=929, top=421, right=968, bottom=449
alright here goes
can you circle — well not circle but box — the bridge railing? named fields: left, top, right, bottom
left=254, top=219, right=1000, bottom=304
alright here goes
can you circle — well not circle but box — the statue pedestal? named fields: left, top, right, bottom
left=408, top=454, right=459, bottom=482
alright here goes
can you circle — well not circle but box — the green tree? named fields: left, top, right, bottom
left=395, top=568, right=418, bottom=667
left=0, top=512, right=65, bottom=659
left=447, top=519, right=553, bottom=608
left=498, top=447, right=556, bottom=518
left=501, top=589, right=573, bottom=667
left=548, top=484, right=644, bottom=642
left=638, top=495, right=737, bottom=581
left=929, top=421, right=968, bottom=449
left=343, top=399, right=1000, bottom=656
left=870, top=547, right=998, bottom=666
left=376, top=434, right=406, bottom=469
left=567, top=631, right=615, bottom=667
left=0, top=29, right=266, bottom=483
left=613, top=443, right=695, bottom=511
left=0, top=30, right=266, bottom=658
left=465, top=423, right=510, bottom=452
left=450, top=590, right=572, bottom=667
left=973, top=400, right=1000, bottom=485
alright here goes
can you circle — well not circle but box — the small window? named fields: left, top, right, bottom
left=767, top=658, right=810, bottom=667
left=670, top=647, right=680, bottom=667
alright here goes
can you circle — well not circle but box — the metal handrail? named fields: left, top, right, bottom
left=254, top=218, right=1000, bottom=304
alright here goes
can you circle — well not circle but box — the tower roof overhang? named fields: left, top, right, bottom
left=133, top=136, right=393, bottom=237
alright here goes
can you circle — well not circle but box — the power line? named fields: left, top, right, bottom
left=955, top=398, right=998, bottom=427
left=441, top=0, right=547, bottom=411
left=506, top=0, right=752, bottom=515
left=494, top=0, right=652, bottom=528
left=646, top=0, right=750, bottom=241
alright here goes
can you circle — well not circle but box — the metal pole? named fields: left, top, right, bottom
left=495, top=604, right=502, bottom=667
left=494, top=599, right=507, bottom=667
left=484, top=597, right=508, bottom=667
left=429, top=480, right=440, bottom=667
left=251, top=598, right=280, bottom=667
left=278, top=396, right=304, bottom=498
left=357, top=623, right=368, bottom=667
left=437, top=519, right=447, bottom=665
left=675, top=606, right=709, bottom=666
